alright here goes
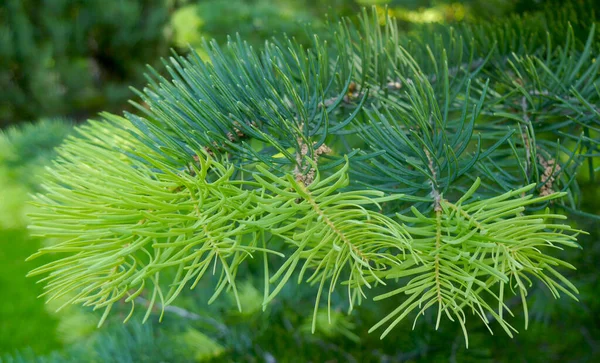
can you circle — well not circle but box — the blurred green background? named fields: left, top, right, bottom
left=1, top=0, right=598, bottom=362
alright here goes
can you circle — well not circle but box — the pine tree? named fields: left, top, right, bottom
left=0, top=0, right=174, bottom=125
left=25, top=1, right=598, bottom=356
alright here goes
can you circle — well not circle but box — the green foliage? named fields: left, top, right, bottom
left=170, top=0, right=360, bottom=51
left=2, top=321, right=209, bottom=363
left=25, top=2, right=599, bottom=350
left=346, top=0, right=600, bottom=214
left=373, top=181, right=581, bottom=344
left=0, top=231, right=61, bottom=356
left=0, top=119, right=73, bottom=187
left=0, top=119, right=72, bottom=228
left=0, top=0, right=174, bottom=125
left=0, top=119, right=72, bottom=355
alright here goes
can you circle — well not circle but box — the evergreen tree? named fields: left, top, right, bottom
left=0, top=0, right=174, bottom=126
left=18, top=1, right=599, bottom=361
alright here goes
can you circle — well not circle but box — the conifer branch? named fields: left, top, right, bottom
left=25, top=5, right=595, bottom=346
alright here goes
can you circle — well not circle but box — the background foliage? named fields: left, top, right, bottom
left=0, top=0, right=175, bottom=126
left=0, top=0, right=599, bottom=362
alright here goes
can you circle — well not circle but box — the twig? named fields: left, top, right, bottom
left=537, top=153, right=561, bottom=197
left=293, top=131, right=331, bottom=186
left=312, top=339, right=358, bottom=363
left=530, top=89, right=600, bottom=114
left=424, top=148, right=441, bottom=211
left=521, top=96, right=533, bottom=177
left=425, top=147, right=444, bottom=322
left=135, top=296, right=228, bottom=333
left=580, top=326, right=600, bottom=352
left=319, top=58, right=486, bottom=109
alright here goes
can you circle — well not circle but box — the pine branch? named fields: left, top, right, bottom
left=369, top=179, right=581, bottom=347
left=25, top=4, right=596, bottom=346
